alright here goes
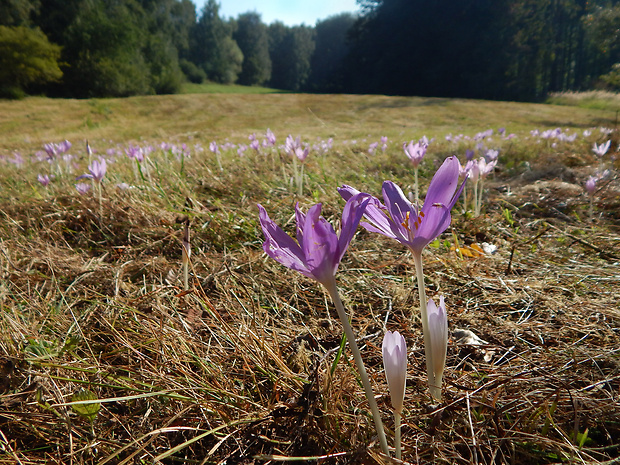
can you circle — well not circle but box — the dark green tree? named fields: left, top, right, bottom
left=62, top=0, right=151, bottom=97
left=268, top=22, right=315, bottom=91
left=233, top=12, right=271, bottom=86
left=191, top=0, right=243, bottom=83
left=0, top=0, right=40, bottom=26
left=308, top=13, right=355, bottom=92
left=0, top=25, right=62, bottom=98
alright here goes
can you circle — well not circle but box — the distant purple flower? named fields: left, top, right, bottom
left=585, top=176, right=597, bottom=195
left=88, top=159, right=107, bottom=182
left=368, top=141, right=379, bottom=155
left=209, top=141, right=219, bottom=154
left=583, top=129, right=592, bottom=137
left=257, top=193, right=370, bottom=286
left=403, top=138, right=428, bottom=168
left=593, top=140, right=611, bottom=158
left=265, top=128, right=276, bottom=146
left=126, top=145, right=149, bottom=162
left=474, top=129, right=493, bottom=141
left=469, top=157, right=496, bottom=183
left=37, top=174, right=51, bottom=187
left=465, top=149, right=475, bottom=161
left=339, top=156, right=466, bottom=255
left=76, top=183, right=91, bottom=195
left=485, top=149, right=499, bottom=161
left=285, top=135, right=309, bottom=162
left=250, top=139, right=260, bottom=151
left=44, top=140, right=71, bottom=160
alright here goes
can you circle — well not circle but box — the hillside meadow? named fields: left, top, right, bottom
left=0, top=89, right=619, bottom=464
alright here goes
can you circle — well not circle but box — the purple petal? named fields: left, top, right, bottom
left=302, top=204, right=339, bottom=284
left=381, top=181, right=416, bottom=244
left=257, top=204, right=313, bottom=279
left=339, top=185, right=401, bottom=242
left=336, top=193, right=371, bottom=264
left=424, top=156, right=461, bottom=208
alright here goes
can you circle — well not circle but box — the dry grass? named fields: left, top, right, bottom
left=547, top=91, right=620, bottom=113
left=0, top=92, right=619, bottom=464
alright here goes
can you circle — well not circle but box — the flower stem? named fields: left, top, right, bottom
left=473, top=180, right=479, bottom=217
left=323, top=278, right=390, bottom=457
left=412, top=251, right=441, bottom=402
left=414, top=167, right=419, bottom=208
left=478, top=178, right=485, bottom=217
left=394, top=409, right=402, bottom=460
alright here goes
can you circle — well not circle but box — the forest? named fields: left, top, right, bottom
left=1, top=0, right=619, bottom=101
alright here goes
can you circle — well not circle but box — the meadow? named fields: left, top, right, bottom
left=0, top=88, right=619, bottom=464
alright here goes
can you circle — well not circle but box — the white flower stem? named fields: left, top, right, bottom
left=292, top=154, right=299, bottom=196
left=414, top=167, right=419, bottom=208
left=478, top=178, right=485, bottom=216
left=324, top=278, right=390, bottom=457
left=394, top=409, right=402, bottom=460
left=473, top=180, right=479, bottom=217
left=412, top=251, right=441, bottom=402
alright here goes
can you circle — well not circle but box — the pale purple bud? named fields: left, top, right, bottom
left=382, top=331, right=407, bottom=413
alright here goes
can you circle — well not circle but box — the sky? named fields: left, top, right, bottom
left=193, top=0, right=360, bottom=27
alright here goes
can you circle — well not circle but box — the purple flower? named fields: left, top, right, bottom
left=593, top=140, right=611, bottom=158
left=468, top=157, right=496, bottom=183
left=465, top=149, right=475, bottom=161
left=37, top=174, right=51, bottom=187
left=485, top=149, right=499, bottom=161
left=265, top=128, right=276, bottom=146
left=339, top=156, right=466, bottom=255
left=285, top=135, right=309, bottom=162
left=126, top=145, right=148, bottom=162
left=368, top=141, right=379, bottom=155
left=75, top=183, right=91, bottom=195
left=209, top=141, right=219, bottom=154
left=585, top=176, right=597, bottom=194
left=403, top=138, right=428, bottom=168
left=257, top=193, right=370, bottom=286
left=88, top=158, right=107, bottom=183
left=382, top=331, right=407, bottom=413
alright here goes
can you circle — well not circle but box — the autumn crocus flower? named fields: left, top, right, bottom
left=37, top=174, right=51, bottom=187
left=339, top=156, right=465, bottom=256
left=258, top=195, right=389, bottom=455
left=284, top=135, right=309, bottom=195
left=88, top=159, right=107, bottom=183
left=593, top=140, right=611, bottom=158
left=340, top=156, right=465, bottom=401
left=403, top=139, right=427, bottom=168
left=382, top=330, right=407, bottom=459
left=75, top=183, right=91, bottom=195
left=258, top=195, right=369, bottom=286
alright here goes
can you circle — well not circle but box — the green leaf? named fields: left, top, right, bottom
left=71, top=389, right=100, bottom=422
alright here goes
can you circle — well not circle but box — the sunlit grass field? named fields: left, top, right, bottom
left=0, top=89, right=619, bottom=464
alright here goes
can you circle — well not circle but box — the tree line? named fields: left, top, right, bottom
left=1, top=0, right=619, bottom=101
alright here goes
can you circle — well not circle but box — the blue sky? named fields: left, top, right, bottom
left=193, top=0, right=360, bottom=26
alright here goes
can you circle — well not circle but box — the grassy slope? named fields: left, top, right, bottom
left=0, top=91, right=619, bottom=464
left=1, top=92, right=613, bottom=150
